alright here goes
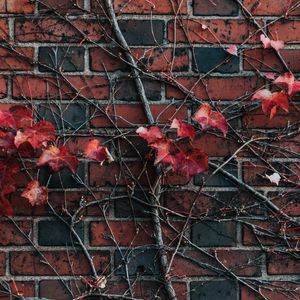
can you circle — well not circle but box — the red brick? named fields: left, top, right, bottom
left=242, top=107, right=300, bottom=129
left=0, top=47, right=33, bottom=71
left=168, top=19, right=259, bottom=44
left=0, top=281, right=35, bottom=299
left=267, top=251, right=300, bottom=275
left=170, top=249, right=261, bottom=277
left=244, top=0, right=300, bottom=16
left=89, top=161, right=156, bottom=187
left=241, top=282, right=300, bottom=300
left=39, top=0, right=85, bottom=13
left=0, top=19, right=9, bottom=41
left=193, top=0, right=238, bottom=16
left=6, top=0, right=35, bottom=13
left=90, top=104, right=187, bottom=128
left=89, top=47, right=128, bottom=72
left=166, top=76, right=264, bottom=100
left=0, top=221, right=31, bottom=246
left=215, top=250, right=262, bottom=276
left=242, top=220, right=299, bottom=246
left=10, top=251, right=110, bottom=275
left=39, top=280, right=85, bottom=300
left=13, top=75, right=109, bottom=100
left=268, top=20, right=300, bottom=43
left=90, top=221, right=155, bottom=246
left=244, top=48, right=300, bottom=73
left=15, top=18, right=110, bottom=43
left=0, top=252, right=5, bottom=275
left=0, top=76, right=7, bottom=98
left=114, top=0, right=187, bottom=14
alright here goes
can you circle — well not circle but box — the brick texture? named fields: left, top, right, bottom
left=0, top=1, right=299, bottom=300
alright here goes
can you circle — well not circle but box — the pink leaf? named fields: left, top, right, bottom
left=170, top=118, right=195, bottom=141
left=226, top=45, right=238, bottom=56
left=193, top=103, right=228, bottom=137
left=84, top=139, right=114, bottom=164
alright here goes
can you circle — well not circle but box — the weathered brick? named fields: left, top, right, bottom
left=193, top=0, right=238, bottom=16
left=0, top=252, right=5, bottom=275
left=89, top=161, right=156, bottom=187
left=168, top=19, right=258, bottom=44
left=5, top=0, right=34, bottom=13
left=190, top=280, right=238, bottom=300
left=242, top=106, right=300, bottom=129
left=0, top=281, right=35, bottom=298
left=90, top=221, right=155, bottom=246
left=10, top=251, right=110, bottom=275
left=195, top=161, right=238, bottom=187
left=119, top=20, right=164, bottom=46
left=268, top=20, right=300, bottom=43
left=0, top=47, right=33, bottom=71
left=38, top=220, right=84, bottom=246
left=13, top=75, right=109, bottom=100
left=0, top=221, right=31, bottom=246
left=166, top=76, right=264, bottom=100
left=0, top=18, right=9, bottom=41
left=39, top=0, right=85, bottom=14
left=267, top=252, right=300, bottom=275
left=243, top=0, right=300, bottom=16
left=114, top=0, right=187, bottom=14
left=39, top=280, right=85, bottom=300
left=15, top=18, right=110, bottom=43
left=115, top=190, right=150, bottom=217
left=115, top=248, right=160, bottom=276
left=191, top=221, right=236, bottom=246
left=244, top=48, right=300, bottom=73
left=115, top=78, right=161, bottom=101
left=37, top=103, right=87, bottom=130
left=90, top=104, right=187, bottom=128
left=193, top=47, right=239, bottom=73
left=38, top=47, right=85, bottom=72
left=39, top=162, right=85, bottom=188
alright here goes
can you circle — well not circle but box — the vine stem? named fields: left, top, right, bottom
left=103, top=0, right=177, bottom=299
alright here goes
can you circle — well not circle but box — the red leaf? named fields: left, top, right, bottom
left=274, top=72, right=300, bottom=96
left=170, top=118, right=195, bottom=141
left=9, top=106, right=33, bottom=129
left=193, top=103, right=228, bottom=136
left=37, top=145, right=79, bottom=173
left=252, top=89, right=289, bottom=119
left=226, top=45, right=238, bottom=56
left=15, top=121, right=55, bottom=150
left=0, top=159, right=20, bottom=216
left=0, top=110, right=16, bottom=129
left=136, top=126, right=165, bottom=143
left=84, top=139, right=114, bottom=164
left=0, top=131, right=16, bottom=155
left=172, top=149, right=208, bottom=179
left=251, top=89, right=289, bottom=119
left=21, top=180, right=48, bottom=206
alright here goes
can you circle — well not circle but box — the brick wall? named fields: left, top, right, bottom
left=0, top=0, right=300, bottom=299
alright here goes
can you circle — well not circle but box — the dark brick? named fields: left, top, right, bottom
left=115, top=190, right=150, bottom=218
left=191, top=221, right=236, bottom=246
left=37, top=103, right=86, bottom=130
left=115, top=78, right=161, bottom=101
left=195, top=161, right=238, bottom=187
left=115, top=248, right=160, bottom=276
left=193, top=0, right=238, bottom=16
left=38, top=47, right=85, bottom=72
left=39, top=162, right=85, bottom=189
left=38, top=220, right=84, bottom=246
left=119, top=20, right=164, bottom=46
left=194, top=47, right=239, bottom=73
left=39, top=0, right=85, bottom=14
left=190, top=280, right=238, bottom=300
